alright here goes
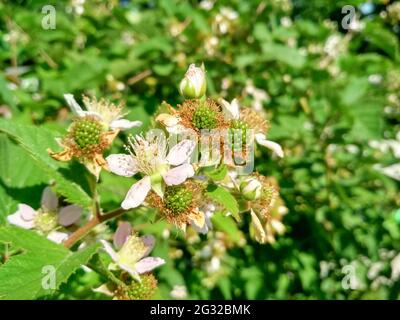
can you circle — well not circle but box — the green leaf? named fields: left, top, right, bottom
left=206, top=185, right=240, bottom=221
left=211, top=212, right=242, bottom=244
left=203, top=164, right=228, bottom=181
left=0, top=119, right=92, bottom=208
left=261, top=43, right=306, bottom=68
left=0, top=74, right=17, bottom=111
left=0, top=226, right=101, bottom=299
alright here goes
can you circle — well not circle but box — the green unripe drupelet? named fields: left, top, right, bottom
left=192, top=106, right=218, bottom=130
left=72, top=118, right=103, bottom=149
left=164, top=186, right=193, bottom=214
left=230, top=119, right=249, bottom=150
left=116, top=274, right=157, bottom=300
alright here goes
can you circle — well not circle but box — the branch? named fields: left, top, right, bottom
left=63, top=207, right=127, bottom=249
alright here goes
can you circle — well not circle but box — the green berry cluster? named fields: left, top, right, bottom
left=230, top=119, right=249, bottom=150
left=192, top=106, right=218, bottom=130
left=73, top=118, right=102, bottom=149
left=164, top=186, right=193, bottom=214
left=118, top=274, right=157, bottom=300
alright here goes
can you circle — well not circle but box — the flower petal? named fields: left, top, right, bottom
left=255, top=133, right=284, bottom=158
left=220, top=98, right=240, bottom=119
left=7, top=205, right=36, bottom=229
left=93, top=284, right=114, bottom=297
left=166, top=139, right=196, bottom=166
left=106, top=154, right=137, bottom=177
left=18, top=204, right=37, bottom=221
left=110, top=119, right=142, bottom=130
left=64, top=93, right=84, bottom=117
left=58, top=205, right=82, bottom=226
left=41, top=187, right=59, bottom=212
left=47, top=231, right=69, bottom=244
left=189, top=209, right=209, bottom=234
left=135, top=257, right=165, bottom=274
left=121, top=176, right=151, bottom=210
left=162, top=163, right=194, bottom=186
left=113, top=221, right=132, bottom=249
left=156, top=113, right=180, bottom=127
left=100, top=240, right=118, bottom=262
left=119, top=263, right=141, bottom=282
left=250, top=209, right=266, bottom=244
left=140, top=235, right=155, bottom=257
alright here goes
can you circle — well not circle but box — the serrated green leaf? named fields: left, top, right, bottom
left=207, top=185, right=240, bottom=221
left=0, top=226, right=100, bottom=300
left=211, top=212, right=242, bottom=244
left=0, top=119, right=92, bottom=208
left=203, top=164, right=228, bottom=181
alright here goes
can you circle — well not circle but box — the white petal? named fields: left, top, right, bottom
left=58, top=205, right=82, bottom=226
left=41, top=187, right=59, bottom=212
left=47, top=231, right=69, bottom=244
left=190, top=211, right=211, bottom=235
left=220, top=98, right=240, bottom=119
left=255, top=133, right=284, bottom=158
left=106, top=154, right=138, bottom=177
left=119, top=263, right=141, bottom=282
left=121, top=176, right=151, bottom=210
left=140, top=235, right=155, bottom=257
left=162, top=163, right=194, bottom=186
left=378, top=164, right=400, bottom=181
left=18, top=204, right=37, bottom=221
left=113, top=222, right=132, bottom=249
left=7, top=205, right=36, bottom=229
left=166, top=139, right=196, bottom=166
left=93, top=284, right=114, bottom=297
left=64, top=93, right=84, bottom=117
left=100, top=240, right=118, bottom=262
left=135, top=257, right=165, bottom=274
left=110, top=119, right=142, bottom=130
left=156, top=113, right=180, bottom=127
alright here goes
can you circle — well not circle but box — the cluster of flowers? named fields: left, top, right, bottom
left=7, top=64, right=286, bottom=299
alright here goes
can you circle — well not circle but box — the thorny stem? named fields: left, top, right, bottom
left=63, top=207, right=127, bottom=249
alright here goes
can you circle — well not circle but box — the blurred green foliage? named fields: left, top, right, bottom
left=0, top=0, right=399, bottom=299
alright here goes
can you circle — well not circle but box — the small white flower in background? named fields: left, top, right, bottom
left=106, top=134, right=196, bottom=210
left=64, top=93, right=142, bottom=131
left=179, top=63, right=207, bottom=99
left=170, top=285, right=188, bottom=299
left=7, top=187, right=82, bottom=244
left=101, top=227, right=165, bottom=282
left=221, top=98, right=284, bottom=158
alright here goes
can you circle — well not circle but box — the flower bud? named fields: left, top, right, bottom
left=240, top=178, right=262, bottom=201
left=179, top=63, right=206, bottom=99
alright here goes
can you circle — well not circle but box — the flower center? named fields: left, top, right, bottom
left=230, top=119, right=249, bottom=150
left=116, top=274, right=158, bottom=300
left=164, top=186, right=193, bottom=214
left=34, top=210, right=58, bottom=233
left=72, top=118, right=103, bottom=149
left=192, top=106, right=218, bottom=130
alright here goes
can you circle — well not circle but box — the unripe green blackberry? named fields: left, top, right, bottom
left=116, top=274, right=157, bottom=300
left=164, top=186, right=193, bottom=214
left=230, top=120, right=249, bottom=151
left=192, top=106, right=218, bottom=130
left=72, top=118, right=103, bottom=149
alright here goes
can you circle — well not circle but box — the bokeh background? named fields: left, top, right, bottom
left=0, top=0, right=399, bottom=299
